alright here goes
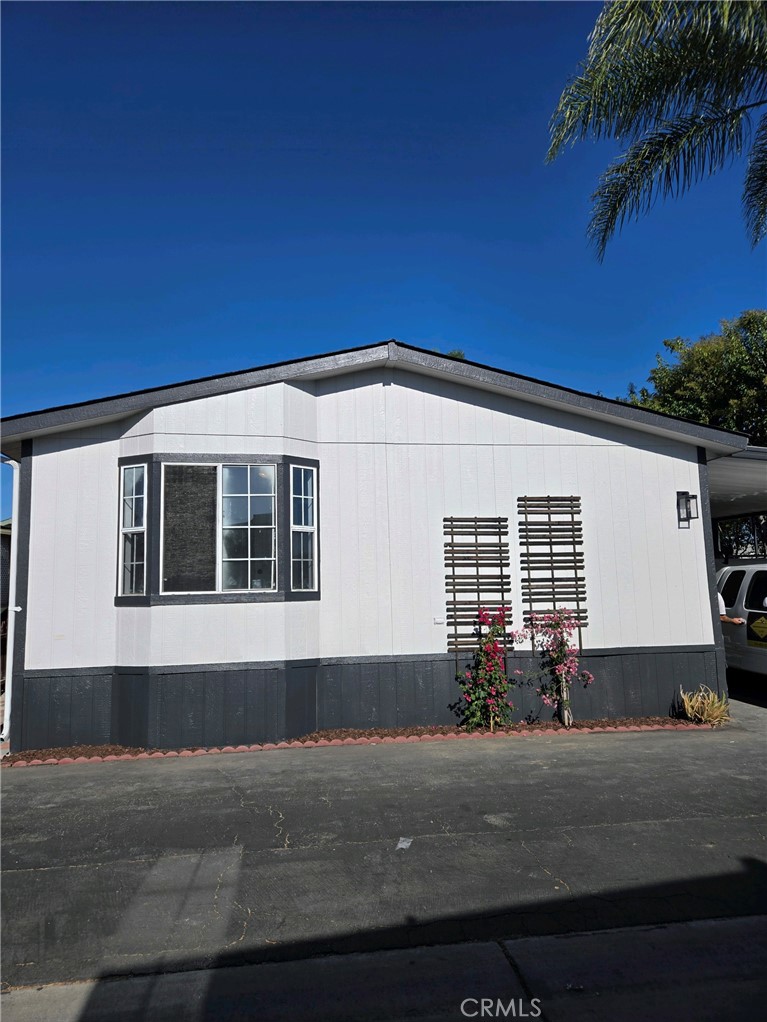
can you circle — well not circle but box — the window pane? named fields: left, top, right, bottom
left=222, top=528, right=248, bottom=559
left=133, top=496, right=144, bottom=529
left=303, top=497, right=314, bottom=528
left=223, top=496, right=249, bottom=526
left=163, top=465, right=217, bottom=592
left=122, top=497, right=134, bottom=529
left=745, top=571, right=767, bottom=611
left=222, top=561, right=248, bottom=591
left=250, top=528, right=273, bottom=559
left=292, top=562, right=303, bottom=590
left=757, top=515, right=767, bottom=558
left=249, top=495, right=273, bottom=527
left=223, top=466, right=248, bottom=494
left=122, top=533, right=145, bottom=595
left=292, top=531, right=314, bottom=590
left=132, top=467, right=145, bottom=498
left=250, top=465, right=275, bottom=494
left=292, top=466, right=314, bottom=499
left=250, top=560, right=274, bottom=590
left=720, top=570, right=746, bottom=607
left=293, top=496, right=303, bottom=527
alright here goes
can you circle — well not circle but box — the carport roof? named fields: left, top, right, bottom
left=708, top=446, right=767, bottom=518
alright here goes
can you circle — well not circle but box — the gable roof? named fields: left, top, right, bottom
left=0, top=340, right=749, bottom=459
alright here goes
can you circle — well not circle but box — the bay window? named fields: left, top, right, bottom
left=117, top=456, right=318, bottom=603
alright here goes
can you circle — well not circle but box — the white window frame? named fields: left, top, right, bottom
left=119, top=464, right=147, bottom=596
left=159, top=462, right=278, bottom=595
left=291, top=465, right=317, bottom=592
left=220, top=463, right=278, bottom=593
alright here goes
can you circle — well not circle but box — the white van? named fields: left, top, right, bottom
left=716, top=563, right=767, bottom=676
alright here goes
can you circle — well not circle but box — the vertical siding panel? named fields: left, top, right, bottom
left=316, top=665, right=337, bottom=729
left=204, top=673, right=225, bottom=747
left=372, top=443, right=393, bottom=654
left=180, top=674, right=198, bottom=748
left=69, top=676, right=94, bottom=744
left=157, top=676, right=180, bottom=749
left=245, top=669, right=266, bottom=742
left=23, top=680, right=51, bottom=751
left=358, top=662, right=380, bottom=729
left=338, top=447, right=362, bottom=654
left=378, top=662, right=397, bottom=727
left=395, top=662, right=416, bottom=726
left=49, top=677, right=73, bottom=746
left=264, top=671, right=285, bottom=743
left=603, top=657, right=627, bottom=718
left=340, top=664, right=360, bottom=729
left=412, top=661, right=432, bottom=725
left=224, top=671, right=247, bottom=746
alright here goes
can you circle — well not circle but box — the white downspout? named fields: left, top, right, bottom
left=1, top=457, right=21, bottom=746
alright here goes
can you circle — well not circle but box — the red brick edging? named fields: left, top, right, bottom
left=2, top=721, right=713, bottom=767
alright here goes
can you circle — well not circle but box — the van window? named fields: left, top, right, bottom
left=745, top=571, right=767, bottom=612
left=720, top=570, right=746, bottom=608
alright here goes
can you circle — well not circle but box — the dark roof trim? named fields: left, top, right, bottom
left=729, top=445, right=767, bottom=461
left=388, top=343, right=748, bottom=451
left=1, top=339, right=748, bottom=454
left=0, top=342, right=390, bottom=439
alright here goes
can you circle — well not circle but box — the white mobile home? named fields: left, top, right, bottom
left=0, top=342, right=747, bottom=751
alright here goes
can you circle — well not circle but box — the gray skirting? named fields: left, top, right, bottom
left=11, top=646, right=726, bottom=752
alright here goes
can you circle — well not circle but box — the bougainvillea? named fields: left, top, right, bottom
left=511, top=609, right=594, bottom=728
left=458, top=607, right=514, bottom=732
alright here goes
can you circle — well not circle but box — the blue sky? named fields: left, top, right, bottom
left=2, top=1, right=765, bottom=515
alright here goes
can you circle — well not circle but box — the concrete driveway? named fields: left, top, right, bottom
left=2, top=700, right=766, bottom=1019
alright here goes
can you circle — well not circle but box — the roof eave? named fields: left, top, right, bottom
left=1, top=340, right=748, bottom=457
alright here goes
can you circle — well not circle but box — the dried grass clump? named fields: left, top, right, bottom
left=678, top=685, right=730, bottom=727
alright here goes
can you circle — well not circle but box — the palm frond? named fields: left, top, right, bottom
left=547, top=34, right=765, bottom=161
left=548, top=3, right=767, bottom=161
left=744, top=114, right=767, bottom=246
left=588, top=106, right=750, bottom=259
left=591, top=1, right=767, bottom=55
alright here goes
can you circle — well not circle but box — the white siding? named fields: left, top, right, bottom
left=23, top=368, right=716, bottom=670
left=27, top=427, right=122, bottom=669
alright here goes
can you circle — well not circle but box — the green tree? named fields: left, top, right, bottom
left=547, top=1, right=767, bottom=259
left=626, top=310, right=767, bottom=443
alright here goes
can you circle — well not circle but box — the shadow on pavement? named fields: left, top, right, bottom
left=727, top=668, right=767, bottom=709
left=73, top=856, right=767, bottom=1021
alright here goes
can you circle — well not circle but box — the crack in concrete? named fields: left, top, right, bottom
left=521, top=840, right=572, bottom=897
left=212, top=764, right=291, bottom=849
left=223, top=899, right=252, bottom=949
left=211, top=846, right=244, bottom=922
left=266, top=805, right=290, bottom=849
left=211, top=764, right=265, bottom=819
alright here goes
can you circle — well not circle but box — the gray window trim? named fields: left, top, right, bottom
left=114, top=453, right=320, bottom=606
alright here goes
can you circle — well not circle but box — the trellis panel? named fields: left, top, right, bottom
left=517, top=496, right=588, bottom=640
left=444, top=517, right=511, bottom=653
